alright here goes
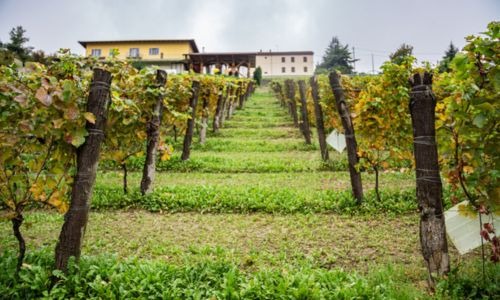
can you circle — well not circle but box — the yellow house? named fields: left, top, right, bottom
left=78, top=39, right=199, bottom=73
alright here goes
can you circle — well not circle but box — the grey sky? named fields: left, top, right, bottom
left=0, top=0, right=498, bottom=72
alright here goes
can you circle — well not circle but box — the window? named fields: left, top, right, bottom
left=129, top=48, right=140, bottom=58
left=91, top=49, right=101, bottom=57
left=291, top=57, right=295, bottom=63
left=149, top=48, right=159, bottom=55
left=281, top=57, right=285, bottom=63
left=303, top=56, right=307, bottom=62
left=281, top=67, right=286, bottom=73
left=304, top=66, right=308, bottom=72
left=291, top=67, right=295, bottom=73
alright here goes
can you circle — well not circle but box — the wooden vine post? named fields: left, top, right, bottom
left=286, top=80, right=299, bottom=127
left=329, top=72, right=363, bottom=204
left=55, top=68, right=112, bottom=271
left=276, top=83, right=285, bottom=107
left=199, top=92, right=209, bottom=144
left=310, top=76, right=329, bottom=161
left=238, top=82, right=245, bottom=109
left=229, top=85, right=236, bottom=118
left=213, top=91, right=224, bottom=132
left=181, top=80, right=200, bottom=161
left=140, top=70, right=167, bottom=195
left=409, top=72, right=449, bottom=285
left=225, top=85, right=233, bottom=120
left=220, top=86, right=229, bottom=126
left=298, top=80, right=312, bottom=144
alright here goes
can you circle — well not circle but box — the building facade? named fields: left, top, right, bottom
left=255, top=51, right=314, bottom=77
left=78, top=39, right=199, bottom=73
left=78, top=39, right=313, bottom=77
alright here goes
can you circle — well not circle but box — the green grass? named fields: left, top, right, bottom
left=0, top=248, right=434, bottom=299
left=0, top=212, right=423, bottom=270
left=174, top=137, right=319, bottom=152
left=103, top=151, right=350, bottom=173
left=210, top=127, right=303, bottom=139
left=96, top=170, right=415, bottom=192
left=88, top=185, right=419, bottom=214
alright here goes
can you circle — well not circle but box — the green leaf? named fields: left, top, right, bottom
left=68, top=128, right=88, bottom=147
left=472, top=114, right=487, bottom=128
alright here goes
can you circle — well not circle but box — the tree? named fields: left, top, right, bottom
left=253, top=66, right=262, bottom=85
left=389, top=43, right=413, bottom=65
left=438, top=42, right=459, bottom=73
left=5, top=26, right=33, bottom=65
left=316, top=37, right=356, bottom=74
left=31, top=50, right=56, bottom=65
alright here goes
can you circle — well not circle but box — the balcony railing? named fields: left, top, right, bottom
left=127, top=55, right=142, bottom=59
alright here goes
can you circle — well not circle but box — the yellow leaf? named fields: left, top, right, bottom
left=53, top=119, right=65, bottom=129
left=457, top=203, right=477, bottom=218
left=161, top=151, right=171, bottom=161
left=463, top=166, right=474, bottom=174
left=29, top=183, right=44, bottom=200
left=136, top=130, right=147, bottom=140
left=48, top=191, right=68, bottom=213
left=112, top=150, right=125, bottom=162
left=5, top=199, right=16, bottom=210
left=83, top=112, right=96, bottom=124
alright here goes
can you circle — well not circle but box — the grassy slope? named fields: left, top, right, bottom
left=1, top=88, right=494, bottom=299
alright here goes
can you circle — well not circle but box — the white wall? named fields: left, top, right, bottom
left=255, top=53, right=314, bottom=77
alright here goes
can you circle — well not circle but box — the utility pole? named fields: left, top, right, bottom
left=352, top=47, right=356, bottom=72
left=371, top=53, right=375, bottom=75
left=270, top=49, right=272, bottom=76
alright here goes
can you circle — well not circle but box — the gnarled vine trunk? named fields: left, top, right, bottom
left=55, top=68, right=112, bottom=272
left=181, top=80, right=200, bottom=161
left=12, top=214, right=25, bottom=274
left=329, top=72, right=363, bottom=204
left=140, top=70, right=167, bottom=195
left=310, top=76, right=329, bottom=161
left=298, top=80, right=312, bottom=144
left=409, top=72, right=449, bottom=285
left=285, top=80, right=299, bottom=127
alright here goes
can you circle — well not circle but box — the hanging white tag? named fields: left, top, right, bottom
left=445, top=201, right=499, bottom=255
left=326, top=130, right=346, bottom=153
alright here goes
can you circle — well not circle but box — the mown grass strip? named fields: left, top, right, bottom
left=101, top=153, right=348, bottom=173
left=89, top=185, right=421, bottom=214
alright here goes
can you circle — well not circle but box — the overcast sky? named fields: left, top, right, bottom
left=0, top=0, right=498, bottom=72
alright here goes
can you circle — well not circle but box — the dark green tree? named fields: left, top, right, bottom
left=316, top=37, right=356, bottom=74
left=438, top=42, right=459, bottom=73
left=253, top=66, right=262, bottom=85
left=389, top=43, right=413, bottom=65
left=5, top=26, right=33, bottom=65
left=31, top=49, right=56, bottom=65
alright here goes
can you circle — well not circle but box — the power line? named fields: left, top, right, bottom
left=354, top=46, right=443, bottom=56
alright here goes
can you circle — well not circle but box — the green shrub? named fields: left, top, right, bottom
left=436, top=261, right=500, bottom=299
